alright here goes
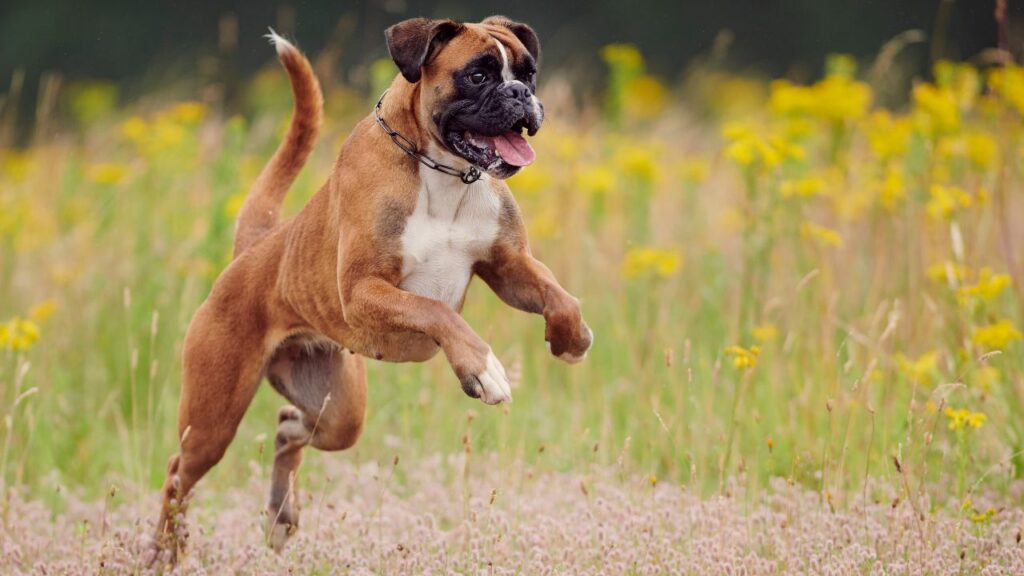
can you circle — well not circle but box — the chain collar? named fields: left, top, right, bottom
left=373, top=90, right=482, bottom=184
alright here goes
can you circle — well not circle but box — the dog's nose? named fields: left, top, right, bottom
left=498, top=81, right=532, bottom=103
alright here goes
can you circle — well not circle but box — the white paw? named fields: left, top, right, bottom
left=474, top=350, right=512, bottom=405
left=559, top=350, right=587, bottom=364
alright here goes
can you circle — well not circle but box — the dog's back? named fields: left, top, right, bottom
left=233, top=31, right=323, bottom=258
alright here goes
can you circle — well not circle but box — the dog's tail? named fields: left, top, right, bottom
left=233, top=29, right=323, bottom=258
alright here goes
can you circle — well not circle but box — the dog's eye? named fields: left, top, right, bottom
left=469, top=72, right=487, bottom=85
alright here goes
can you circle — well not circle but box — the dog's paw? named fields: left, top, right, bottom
left=140, top=529, right=180, bottom=569
left=460, top=349, right=512, bottom=405
left=140, top=535, right=166, bottom=568
left=547, top=322, right=593, bottom=364
left=265, top=517, right=298, bottom=553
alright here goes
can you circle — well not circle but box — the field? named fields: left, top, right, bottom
left=2, top=42, right=1024, bottom=573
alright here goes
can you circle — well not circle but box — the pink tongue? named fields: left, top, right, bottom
left=492, top=132, right=535, bottom=167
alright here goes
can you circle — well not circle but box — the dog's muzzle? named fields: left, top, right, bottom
left=442, top=80, right=544, bottom=177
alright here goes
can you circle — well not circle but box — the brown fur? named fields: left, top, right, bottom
left=149, top=19, right=590, bottom=562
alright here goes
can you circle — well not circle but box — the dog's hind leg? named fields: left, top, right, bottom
left=150, top=303, right=266, bottom=565
left=263, top=339, right=367, bottom=551
left=264, top=404, right=308, bottom=550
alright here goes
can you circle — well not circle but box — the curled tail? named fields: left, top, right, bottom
left=233, top=29, right=323, bottom=258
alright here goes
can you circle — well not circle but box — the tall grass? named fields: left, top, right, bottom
left=0, top=43, right=1021, bottom=521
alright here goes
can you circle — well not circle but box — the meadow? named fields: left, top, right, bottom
left=1, top=40, right=1024, bottom=573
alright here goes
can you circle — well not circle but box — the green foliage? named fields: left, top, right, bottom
left=0, top=48, right=1021, bottom=512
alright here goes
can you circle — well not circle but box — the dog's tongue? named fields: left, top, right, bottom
left=493, top=132, right=535, bottom=167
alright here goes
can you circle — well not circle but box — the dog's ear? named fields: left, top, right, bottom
left=385, top=18, right=464, bottom=83
left=483, top=16, right=541, bottom=63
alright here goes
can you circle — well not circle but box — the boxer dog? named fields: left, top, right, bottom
left=149, top=16, right=592, bottom=560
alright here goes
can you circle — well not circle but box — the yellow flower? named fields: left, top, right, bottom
left=964, top=132, right=998, bottom=169
left=698, top=73, right=767, bottom=119
left=944, top=407, right=986, bottom=431
left=615, top=142, right=660, bottom=183
left=780, top=175, right=827, bottom=198
left=120, top=107, right=196, bottom=156
left=624, top=75, right=668, bottom=121
left=149, top=118, right=187, bottom=152
left=800, top=222, right=844, bottom=248
left=974, top=365, right=1000, bottom=393
left=956, top=268, right=1011, bottom=305
left=811, top=75, right=872, bottom=122
left=752, top=323, right=778, bottom=343
left=528, top=209, right=559, bottom=240
left=86, top=163, right=128, bottom=185
left=508, top=165, right=554, bottom=195
left=874, top=165, right=906, bottom=210
left=0, top=317, right=41, bottom=351
left=976, top=186, right=990, bottom=205
left=972, top=320, right=1023, bottom=350
left=621, top=247, right=682, bottom=279
left=575, top=166, right=616, bottom=197
left=769, top=80, right=816, bottom=116
left=160, top=101, right=207, bottom=124
left=865, top=111, right=912, bottom=160
left=600, top=43, right=644, bottom=71
left=933, top=60, right=980, bottom=110
left=925, top=184, right=972, bottom=220
left=937, top=132, right=999, bottom=171
left=676, top=157, right=710, bottom=184
left=970, top=508, right=997, bottom=524
left=120, top=116, right=147, bottom=142
left=224, top=190, right=248, bottom=219
left=913, top=84, right=959, bottom=135
left=554, top=134, right=583, bottom=161
left=29, top=299, right=58, bottom=322
left=722, top=123, right=802, bottom=171
left=725, top=345, right=760, bottom=369
left=1, top=150, right=33, bottom=182
left=988, top=64, right=1024, bottom=116
left=927, top=260, right=970, bottom=284
left=896, top=350, right=938, bottom=385
left=769, top=71, right=871, bottom=122
left=781, top=117, right=814, bottom=140
left=968, top=412, right=988, bottom=428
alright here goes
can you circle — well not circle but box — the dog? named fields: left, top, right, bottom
left=149, top=16, right=592, bottom=560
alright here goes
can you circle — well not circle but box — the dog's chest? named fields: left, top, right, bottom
left=398, top=173, right=501, bottom=309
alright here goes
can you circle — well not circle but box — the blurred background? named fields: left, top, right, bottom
left=0, top=0, right=1017, bottom=145
left=1, top=0, right=1023, bottom=526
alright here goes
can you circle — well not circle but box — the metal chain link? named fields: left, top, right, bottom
left=374, top=90, right=482, bottom=184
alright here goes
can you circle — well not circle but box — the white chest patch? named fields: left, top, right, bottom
left=398, top=167, right=501, bottom=309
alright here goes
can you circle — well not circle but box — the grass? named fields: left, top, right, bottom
left=0, top=38, right=1023, bottom=570
left=4, top=455, right=1024, bottom=573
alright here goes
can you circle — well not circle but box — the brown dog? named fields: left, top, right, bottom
left=150, top=16, right=592, bottom=558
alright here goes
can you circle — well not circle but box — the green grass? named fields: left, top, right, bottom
left=1, top=52, right=1022, bottom=516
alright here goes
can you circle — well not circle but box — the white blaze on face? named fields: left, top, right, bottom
left=493, top=37, right=542, bottom=121
left=493, top=38, right=515, bottom=82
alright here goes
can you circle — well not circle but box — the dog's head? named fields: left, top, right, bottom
left=385, top=16, right=544, bottom=179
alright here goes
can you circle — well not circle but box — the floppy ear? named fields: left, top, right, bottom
left=483, top=16, right=541, bottom=63
left=385, top=18, right=464, bottom=83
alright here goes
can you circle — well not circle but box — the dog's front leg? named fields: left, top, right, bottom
left=343, top=277, right=512, bottom=404
left=475, top=248, right=593, bottom=364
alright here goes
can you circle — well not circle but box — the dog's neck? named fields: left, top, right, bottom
left=379, top=77, right=477, bottom=175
